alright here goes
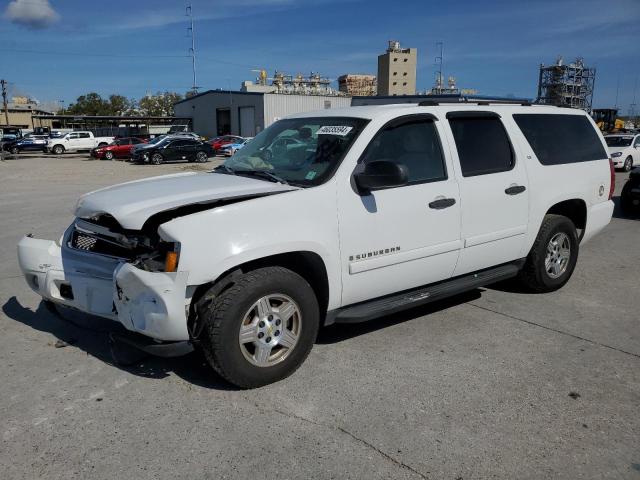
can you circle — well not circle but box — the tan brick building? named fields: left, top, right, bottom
left=377, top=41, right=417, bottom=96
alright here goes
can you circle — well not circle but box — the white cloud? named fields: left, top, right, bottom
left=4, top=0, right=60, bottom=29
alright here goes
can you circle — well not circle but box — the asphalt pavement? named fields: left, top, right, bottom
left=1, top=153, right=638, bottom=479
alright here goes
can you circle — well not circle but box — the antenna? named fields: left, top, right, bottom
left=435, top=42, right=444, bottom=94
left=186, top=4, right=198, bottom=94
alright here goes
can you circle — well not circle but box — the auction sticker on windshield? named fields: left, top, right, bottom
left=316, top=126, right=353, bottom=136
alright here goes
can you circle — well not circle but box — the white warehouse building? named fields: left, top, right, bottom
left=173, top=90, right=352, bottom=138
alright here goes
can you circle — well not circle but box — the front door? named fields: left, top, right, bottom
left=444, top=112, right=529, bottom=276
left=338, top=115, right=462, bottom=306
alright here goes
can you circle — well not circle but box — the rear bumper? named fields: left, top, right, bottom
left=582, top=200, right=614, bottom=245
left=17, top=234, right=191, bottom=341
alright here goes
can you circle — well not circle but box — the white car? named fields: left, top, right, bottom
left=47, top=131, right=115, bottom=154
left=18, top=102, right=614, bottom=388
left=605, top=133, right=640, bottom=171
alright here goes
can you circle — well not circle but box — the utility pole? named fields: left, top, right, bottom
left=1, top=79, right=9, bottom=125
left=186, top=5, right=198, bottom=95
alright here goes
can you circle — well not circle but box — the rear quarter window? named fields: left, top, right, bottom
left=513, top=114, right=607, bottom=165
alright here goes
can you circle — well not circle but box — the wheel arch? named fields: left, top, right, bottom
left=189, top=250, right=331, bottom=334
left=545, top=198, right=587, bottom=240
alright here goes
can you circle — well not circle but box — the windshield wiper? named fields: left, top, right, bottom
left=236, top=170, right=289, bottom=185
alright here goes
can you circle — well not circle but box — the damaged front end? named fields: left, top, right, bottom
left=17, top=214, right=192, bottom=344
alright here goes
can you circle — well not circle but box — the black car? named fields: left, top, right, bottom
left=621, top=167, right=640, bottom=216
left=131, top=137, right=214, bottom=165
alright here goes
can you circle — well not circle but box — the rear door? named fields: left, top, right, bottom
left=445, top=111, right=529, bottom=276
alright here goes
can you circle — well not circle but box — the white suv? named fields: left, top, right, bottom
left=18, top=102, right=614, bottom=388
left=605, top=133, right=640, bottom=171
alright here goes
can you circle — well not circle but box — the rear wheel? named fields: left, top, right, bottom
left=623, top=156, right=633, bottom=172
left=151, top=153, right=163, bottom=165
left=104, top=151, right=114, bottom=160
left=518, top=214, right=579, bottom=292
left=98, top=142, right=108, bottom=148
left=196, top=266, right=319, bottom=388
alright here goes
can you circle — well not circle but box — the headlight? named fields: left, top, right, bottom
left=611, top=152, right=623, bottom=158
left=136, top=242, right=180, bottom=272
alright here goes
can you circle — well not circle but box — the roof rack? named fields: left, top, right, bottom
left=418, top=99, right=533, bottom=107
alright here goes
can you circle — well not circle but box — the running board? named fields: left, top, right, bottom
left=329, top=262, right=522, bottom=324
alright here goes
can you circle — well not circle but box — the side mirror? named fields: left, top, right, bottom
left=354, top=160, right=409, bottom=193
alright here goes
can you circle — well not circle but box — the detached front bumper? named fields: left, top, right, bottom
left=17, top=235, right=191, bottom=342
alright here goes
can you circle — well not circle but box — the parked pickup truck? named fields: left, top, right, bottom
left=18, top=102, right=614, bottom=388
left=47, top=131, right=115, bottom=154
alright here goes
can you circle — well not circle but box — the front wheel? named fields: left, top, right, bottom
left=196, top=267, right=320, bottom=388
left=150, top=153, right=163, bottom=165
left=10, top=146, right=19, bottom=154
left=518, top=214, right=579, bottom=292
left=623, top=156, right=633, bottom=172
left=195, top=151, right=208, bottom=163
left=104, top=151, right=114, bottom=160
left=52, top=145, right=64, bottom=155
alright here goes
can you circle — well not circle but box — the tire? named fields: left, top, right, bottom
left=518, top=214, right=579, bottom=293
left=623, top=156, right=633, bottom=172
left=196, top=266, right=320, bottom=388
left=10, top=146, right=18, bottom=154
left=104, top=151, right=114, bottom=160
left=196, top=151, right=208, bottom=163
left=150, top=153, right=163, bottom=165
left=52, top=145, right=64, bottom=155
left=98, top=142, right=108, bottom=148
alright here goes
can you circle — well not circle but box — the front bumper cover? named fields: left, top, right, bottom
left=17, top=235, right=190, bottom=342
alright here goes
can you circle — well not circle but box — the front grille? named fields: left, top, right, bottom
left=70, top=229, right=133, bottom=259
left=74, top=233, right=97, bottom=250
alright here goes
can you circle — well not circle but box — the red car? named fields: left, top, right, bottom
left=209, top=135, right=244, bottom=154
left=91, top=137, right=147, bottom=160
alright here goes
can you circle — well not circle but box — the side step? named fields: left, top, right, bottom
left=330, top=262, right=521, bottom=324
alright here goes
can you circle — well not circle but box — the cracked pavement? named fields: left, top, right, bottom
left=1, top=154, right=639, bottom=479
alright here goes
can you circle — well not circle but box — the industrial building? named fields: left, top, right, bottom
left=536, top=57, right=595, bottom=111
left=377, top=41, right=417, bottom=96
left=173, top=90, right=351, bottom=138
left=1, top=97, right=53, bottom=129
left=338, top=74, right=377, bottom=96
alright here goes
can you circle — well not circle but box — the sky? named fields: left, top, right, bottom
left=1, top=0, right=639, bottom=112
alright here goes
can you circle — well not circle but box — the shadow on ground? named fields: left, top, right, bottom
left=5, top=289, right=487, bottom=387
left=2, top=296, right=236, bottom=390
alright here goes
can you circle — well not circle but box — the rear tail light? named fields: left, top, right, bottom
left=608, top=158, right=615, bottom=200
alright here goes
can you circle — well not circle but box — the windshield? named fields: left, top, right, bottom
left=222, top=117, right=368, bottom=186
left=148, top=136, right=166, bottom=145
left=605, top=136, right=633, bottom=147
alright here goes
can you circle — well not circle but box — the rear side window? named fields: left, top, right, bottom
left=513, top=114, right=607, bottom=165
left=448, top=116, right=514, bottom=177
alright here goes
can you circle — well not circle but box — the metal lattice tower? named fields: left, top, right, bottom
left=536, top=57, right=596, bottom=111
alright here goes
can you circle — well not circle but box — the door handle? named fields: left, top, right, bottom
left=429, top=197, right=456, bottom=209
left=505, top=185, right=526, bottom=195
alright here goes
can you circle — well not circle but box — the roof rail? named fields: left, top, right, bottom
left=418, top=99, right=534, bottom=107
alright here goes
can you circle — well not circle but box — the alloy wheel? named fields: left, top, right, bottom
left=238, top=294, right=301, bottom=367
left=545, top=232, right=571, bottom=279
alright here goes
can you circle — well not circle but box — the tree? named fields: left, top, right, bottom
left=107, top=95, right=136, bottom=116
left=138, top=91, right=183, bottom=117
left=65, top=92, right=108, bottom=116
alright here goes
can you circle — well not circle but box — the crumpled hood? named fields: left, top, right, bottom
left=75, top=171, right=297, bottom=229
